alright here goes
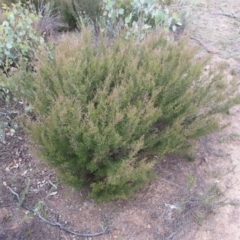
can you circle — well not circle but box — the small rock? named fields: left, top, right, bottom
left=147, top=224, right=151, bottom=229
left=113, top=229, right=120, bottom=238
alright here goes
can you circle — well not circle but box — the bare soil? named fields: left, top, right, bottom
left=1, top=0, right=240, bottom=239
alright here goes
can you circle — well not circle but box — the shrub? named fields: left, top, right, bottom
left=0, top=1, right=46, bottom=104
left=13, top=30, right=239, bottom=201
left=100, top=0, right=182, bottom=39
left=0, top=2, right=44, bottom=71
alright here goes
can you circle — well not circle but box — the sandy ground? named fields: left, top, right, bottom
left=182, top=0, right=240, bottom=239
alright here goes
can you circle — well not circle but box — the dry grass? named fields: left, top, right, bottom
left=35, top=1, right=67, bottom=36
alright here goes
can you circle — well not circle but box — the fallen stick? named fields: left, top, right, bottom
left=7, top=186, right=109, bottom=237
left=190, top=37, right=218, bottom=54
left=213, top=12, right=240, bottom=21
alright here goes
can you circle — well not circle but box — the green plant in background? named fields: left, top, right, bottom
left=0, top=1, right=46, bottom=106
left=0, top=2, right=44, bottom=72
left=0, top=0, right=192, bottom=35
left=32, top=0, right=67, bottom=35
left=11, top=29, right=239, bottom=202
left=158, top=0, right=173, bottom=5
left=101, top=0, right=182, bottom=39
left=73, top=0, right=103, bottom=31
left=55, top=0, right=103, bottom=31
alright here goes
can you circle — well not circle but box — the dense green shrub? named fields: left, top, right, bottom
left=13, top=30, right=238, bottom=201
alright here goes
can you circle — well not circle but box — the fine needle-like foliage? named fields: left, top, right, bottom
left=13, top=30, right=239, bottom=201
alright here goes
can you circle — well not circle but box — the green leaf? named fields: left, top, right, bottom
left=118, top=8, right=124, bottom=15
left=105, top=3, right=113, bottom=11
left=2, top=21, right=9, bottom=27
left=4, top=49, right=10, bottom=56
left=24, top=105, right=33, bottom=113
left=6, top=42, right=12, bottom=49
left=176, top=21, right=182, bottom=26
left=172, top=25, right=177, bottom=32
left=125, top=13, right=132, bottom=24
left=172, top=12, right=179, bottom=20
left=154, top=11, right=166, bottom=25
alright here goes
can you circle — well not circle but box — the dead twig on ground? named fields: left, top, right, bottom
left=7, top=186, right=109, bottom=238
left=213, top=12, right=240, bottom=21
left=160, top=178, right=184, bottom=190
left=190, top=37, right=218, bottom=54
left=0, top=110, right=19, bottom=117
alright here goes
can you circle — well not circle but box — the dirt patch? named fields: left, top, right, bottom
left=183, top=1, right=240, bottom=238
left=183, top=106, right=240, bottom=240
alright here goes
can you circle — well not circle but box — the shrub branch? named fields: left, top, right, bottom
left=7, top=186, right=109, bottom=238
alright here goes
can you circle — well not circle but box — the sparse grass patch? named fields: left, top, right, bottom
left=158, top=157, right=239, bottom=240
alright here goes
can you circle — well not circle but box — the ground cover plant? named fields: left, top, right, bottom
left=7, top=27, right=238, bottom=202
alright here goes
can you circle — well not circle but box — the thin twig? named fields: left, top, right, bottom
left=48, top=180, right=57, bottom=189
left=8, top=186, right=21, bottom=202
left=160, top=178, right=184, bottom=190
left=165, top=230, right=179, bottom=240
left=61, top=230, right=69, bottom=240
left=190, top=37, right=218, bottom=54
left=0, top=111, right=7, bottom=116
left=0, top=110, right=19, bottom=116
left=56, top=213, right=61, bottom=240
left=0, top=151, right=12, bottom=157
left=213, top=12, right=240, bottom=21
left=7, top=186, right=109, bottom=237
